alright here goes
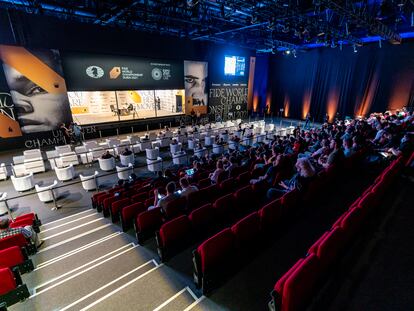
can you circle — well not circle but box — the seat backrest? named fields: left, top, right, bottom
left=111, top=198, right=131, bottom=214
left=131, top=192, right=148, bottom=203
left=213, top=194, right=235, bottom=223
left=281, top=189, right=299, bottom=213
left=0, top=234, right=28, bottom=251
left=159, top=215, right=191, bottom=248
left=236, top=171, right=250, bottom=186
left=189, top=204, right=215, bottom=233
left=234, top=185, right=255, bottom=211
left=197, top=178, right=211, bottom=189
left=0, top=246, right=25, bottom=268
left=314, top=227, right=345, bottom=266
left=259, top=199, right=283, bottom=230
left=282, top=253, right=321, bottom=311
left=122, top=202, right=146, bottom=224
left=197, top=228, right=235, bottom=272
left=0, top=267, right=16, bottom=295
left=164, top=197, right=186, bottom=219
left=219, top=177, right=234, bottom=195
left=231, top=212, right=261, bottom=247
left=136, top=208, right=163, bottom=232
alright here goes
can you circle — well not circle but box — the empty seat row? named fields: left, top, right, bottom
left=269, top=156, right=404, bottom=311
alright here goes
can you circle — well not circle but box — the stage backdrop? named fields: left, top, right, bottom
left=269, top=42, right=414, bottom=122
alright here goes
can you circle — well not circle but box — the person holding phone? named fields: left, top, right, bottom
left=150, top=182, right=180, bottom=213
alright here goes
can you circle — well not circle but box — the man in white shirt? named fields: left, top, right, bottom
left=179, top=177, right=198, bottom=199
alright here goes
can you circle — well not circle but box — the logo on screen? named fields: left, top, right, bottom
left=86, top=66, right=104, bottom=79
left=151, top=68, right=162, bottom=80
left=109, top=67, right=121, bottom=79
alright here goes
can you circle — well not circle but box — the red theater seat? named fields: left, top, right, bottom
left=192, top=228, right=235, bottom=293
left=0, top=246, right=34, bottom=274
left=0, top=267, right=30, bottom=307
left=308, top=227, right=345, bottom=267
left=102, top=196, right=119, bottom=217
left=164, top=197, right=186, bottom=220
left=273, top=254, right=321, bottom=311
left=131, top=192, right=148, bottom=203
left=259, top=199, right=283, bottom=232
left=110, top=198, right=131, bottom=223
left=231, top=212, right=261, bottom=248
left=134, top=208, right=163, bottom=244
left=197, top=178, right=211, bottom=189
left=234, top=185, right=255, bottom=215
left=189, top=204, right=216, bottom=236
left=236, top=171, right=250, bottom=186
left=219, top=177, right=234, bottom=195
left=0, top=234, right=36, bottom=255
left=213, top=194, right=236, bottom=225
left=120, top=202, right=146, bottom=232
left=156, top=215, right=192, bottom=261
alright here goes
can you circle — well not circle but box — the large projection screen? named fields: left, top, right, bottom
left=68, top=89, right=185, bottom=125
left=62, top=52, right=186, bottom=125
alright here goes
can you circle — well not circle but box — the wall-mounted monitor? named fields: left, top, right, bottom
left=224, top=55, right=245, bottom=76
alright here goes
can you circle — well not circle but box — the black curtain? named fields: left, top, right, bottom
left=269, top=41, right=414, bottom=122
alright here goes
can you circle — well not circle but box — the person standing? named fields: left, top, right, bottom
left=304, top=113, right=311, bottom=129
left=157, top=97, right=161, bottom=110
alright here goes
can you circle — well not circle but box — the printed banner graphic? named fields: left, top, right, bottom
left=209, top=84, right=248, bottom=120
left=184, top=61, right=208, bottom=115
left=62, top=52, right=184, bottom=92
left=0, top=45, right=72, bottom=134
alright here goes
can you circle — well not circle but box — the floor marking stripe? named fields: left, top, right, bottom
left=37, top=224, right=112, bottom=253
left=34, top=244, right=133, bottom=290
left=79, top=264, right=165, bottom=311
left=186, top=287, right=199, bottom=301
left=36, top=232, right=122, bottom=269
left=182, top=296, right=206, bottom=311
left=41, top=214, right=97, bottom=233
left=41, top=218, right=105, bottom=240
left=59, top=260, right=155, bottom=311
left=152, top=288, right=187, bottom=311
left=30, top=244, right=139, bottom=297
left=41, top=209, right=94, bottom=227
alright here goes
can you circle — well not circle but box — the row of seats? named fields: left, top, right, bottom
left=190, top=150, right=368, bottom=295
left=155, top=182, right=264, bottom=262
left=133, top=172, right=255, bottom=245
left=0, top=213, right=41, bottom=308
left=268, top=155, right=408, bottom=311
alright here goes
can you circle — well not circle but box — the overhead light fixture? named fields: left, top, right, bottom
left=353, top=44, right=358, bottom=53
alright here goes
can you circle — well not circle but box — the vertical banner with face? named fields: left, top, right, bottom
left=184, top=61, right=208, bottom=115
left=0, top=45, right=72, bottom=134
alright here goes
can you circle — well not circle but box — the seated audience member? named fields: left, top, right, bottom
left=251, top=154, right=285, bottom=186
left=190, top=161, right=204, bottom=181
left=142, top=134, right=150, bottom=141
left=179, top=177, right=198, bottom=199
left=101, top=150, right=114, bottom=159
left=319, top=138, right=344, bottom=168
left=225, top=156, right=238, bottom=176
left=121, top=147, right=133, bottom=156
left=0, top=219, right=42, bottom=247
left=171, top=139, right=178, bottom=145
left=267, top=157, right=316, bottom=200
left=209, top=160, right=224, bottom=184
left=164, top=169, right=176, bottom=183
left=129, top=173, right=138, bottom=183
left=343, top=138, right=355, bottom=157
left=152, top=182, right=180, bottom=213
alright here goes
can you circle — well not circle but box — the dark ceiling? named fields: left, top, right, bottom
left=1, top=0, right=414, bottom=53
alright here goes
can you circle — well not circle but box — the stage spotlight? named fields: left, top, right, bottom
left=285, top=50, right=291, bottom=55
left=353, top=44, right=358, bottom=53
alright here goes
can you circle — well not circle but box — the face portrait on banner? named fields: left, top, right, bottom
left=184, top=61, right=208, bottom=107
left=0, top=46, right=72, bottom=134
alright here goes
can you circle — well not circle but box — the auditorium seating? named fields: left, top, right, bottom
left=0, top=234, right=37, bottom=255
left=55, top=164, right=76, bottom=181
left=268, top=156, right=405, bottom=311
left=35, top=180, right=59, bottom=204
left=11, top=173, right=35, bottom=192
